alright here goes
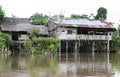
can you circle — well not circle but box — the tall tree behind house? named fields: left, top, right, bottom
left=95, top=7, right=107, bottom=20
left=0, top=6, right=5, bottom=23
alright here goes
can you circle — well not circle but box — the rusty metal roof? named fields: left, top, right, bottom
left=54, top=19, right=115, bottom=30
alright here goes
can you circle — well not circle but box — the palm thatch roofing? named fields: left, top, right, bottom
left=0, top=17, right=49, bottom=35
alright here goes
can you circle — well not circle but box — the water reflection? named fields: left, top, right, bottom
left=59, top=52, right=114, bottom=77
left=0, top=52, right=120, bottom=77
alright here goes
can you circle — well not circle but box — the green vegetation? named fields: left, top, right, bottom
left=24, top=39, right=32, bottom=51
left=29, top=28, right=39, bottom=38
left=53, top=14, right=64, bottom=19
left=30, top=13, right=49, bottom=25
left=0, top=6, right=5, bottom=21
left=70, top=14, right=88, bottom=19
left=95, top=42, right=106, bottom=51
left=0, top=32, right=12, bottom=52
left=0, top=37, right=5, bottom=51
left=95, top=7, right=107, bottom=20
left=24, top=28, right=61, bottom=55
left=70, top=7, right=107, bottom=20
left=59, top=14, right=64, bottom=19
left=24, top=37, right=60, bottom=55
left=111, top=26, right=120, bottom=52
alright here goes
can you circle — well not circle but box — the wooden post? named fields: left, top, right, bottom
left=107, top=32, right=110, bottom=52
left=19, top=43, right=22, bottom=51
left=66, top=40, right=68, bottom=62
left=106, top=52, right=110, bottom=73
left=78, top=39, right=80, bottom=52
left=66, top=40, right=68, bottom=53
left=75, top=41, right=77, bottom=53
left=59, top=40, right=61, bottom=62
left=92, top=41, right=95, bottom=53
left=75, top=41, right=77, bottom=65
left=92, top=51, right=95, bottom=72
left=107, top=40, right=110, bottom=52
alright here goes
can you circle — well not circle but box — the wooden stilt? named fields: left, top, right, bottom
left=75, top=41, right=77, bottom=53
left=66, top=40, right=68, bottom=53
left=74, top=41, right=77, bottom=65
left=107, top=52, right=110, bottom=73
left=107, top=32, right=110, bottom=52
left=107, top=40, right=110, bottom=52
left=92, top=41, right=95, bottom=53
left=19, top=44, right=22, bottom=51
left=59, top=41, right=61, bottom=62
left=78, top=39, right=80, bottom=52
left=66, top=40, right=68, bottom=62
left=92, top=51, right=95, bottom=72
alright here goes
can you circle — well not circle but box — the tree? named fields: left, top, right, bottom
left=0, top=32, right=12, bottom=52
left=70, top=14, right=88, bottom=19
left=0, top=6, right=5, bottom=22
left=59, top=14, right=64, bottom=19
left=111, top=24, right=120, bottom=51
left=30, top=13, right=49, bottom=25
left=95, top=7, right=107, bottom=20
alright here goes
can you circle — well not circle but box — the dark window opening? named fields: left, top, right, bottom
left=82, top=30, right=88, bottom=34
left=67, top=30, right=72, bottom=34
left=77, top=29, right=81, bottom=34
left=12, top=32, right=19, bottom=41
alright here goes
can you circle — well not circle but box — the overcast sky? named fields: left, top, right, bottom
left=0, top=0, right=120, bottom=27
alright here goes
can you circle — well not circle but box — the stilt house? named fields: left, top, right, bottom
left=0, top=18, right=48, bottom=50
left=47, top=18, right=116, bottom=52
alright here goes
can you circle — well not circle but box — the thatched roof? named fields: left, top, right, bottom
left=0, top=18, right=49, bottom=35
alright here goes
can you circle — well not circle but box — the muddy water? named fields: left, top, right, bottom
left=0, top=52, right=120, bottom=77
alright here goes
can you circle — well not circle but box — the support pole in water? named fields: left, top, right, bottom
left=92, top=41, right=95, bottom=53
left=59, top=40, right=61, bottom=62
left=75, top=41, right=78, bottom=53
left=92, top=50, right=95, bottom=72
left=107, top=32, right=110, bottom=52
left=107, top=40, right=110, bottom=52
left=75, top=41, right=78, bottom=65
left=66, top=40, right=68, bottom=53
left=78, top=39, right=80, bottom=52
left=66, top=40, right=68, bottom=62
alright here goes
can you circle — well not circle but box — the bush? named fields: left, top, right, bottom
left=0, top=32, right=12, bottom=52
left=0, top=37, right=5, bottom=51
left=24, top=37, right=61, bottom=55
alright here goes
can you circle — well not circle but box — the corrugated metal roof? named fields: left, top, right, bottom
left=54, top=19, right=115, bottom=29
left=61, top=19, right=106, bottom=26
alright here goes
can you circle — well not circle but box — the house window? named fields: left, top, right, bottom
left=12, top=32, right=19, bottom=41
left=67, top=30, right=72, bottom=34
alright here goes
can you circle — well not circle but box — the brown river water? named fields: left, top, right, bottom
left=0, top=52, right=120, bottom=77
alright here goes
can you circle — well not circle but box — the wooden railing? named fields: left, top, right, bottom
left=59, top=34, right=112, bottom=40
left=77, top=35, right=112, bottom=40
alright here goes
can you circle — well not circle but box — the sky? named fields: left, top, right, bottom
left=0, top=0, right=120, bottom=27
